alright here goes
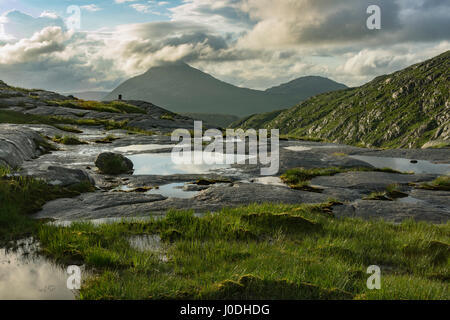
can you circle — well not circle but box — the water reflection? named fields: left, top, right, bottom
left=350, top=155, right=450, bottom=174
left=127, top=152, right=253, bottom=175
left=0, top=239, right=75, bottom=300
left=147, top=183, right=200, bottom=198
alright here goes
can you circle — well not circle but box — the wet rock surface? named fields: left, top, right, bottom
left=0, top=124, right=47, bottom=167
left=333, top=201, right=449, bottom=224
left=310, top=172, right=437, bottom=193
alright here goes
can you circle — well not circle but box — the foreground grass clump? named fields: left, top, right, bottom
left=281, top=166, right=404, bottom=191
left=52, top=134, right=87, bottom=145
left=95, top=135, right=119, bottom=144
left=418, top=175, right=450, bottom=191
left=363, top=184, right=408, bottom=201
left=53, top=125, right=83, bottom=133
left=38, top=203, right=450, bottom=300
left=0, top=167, right=94, bottom=244
left=48, top=100, right=146, bottom=114
left=160, top=114, right=174, bottom=121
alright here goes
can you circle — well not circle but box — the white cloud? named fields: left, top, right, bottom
left=0, top=26, right=69, bottom=64
left=80, top=5, right=103, bottom=12
left=39, top=11, right=59, bottom=19
left=130, top=4, right=152, bottom=13
left=1, top=1, right=449, bottom=92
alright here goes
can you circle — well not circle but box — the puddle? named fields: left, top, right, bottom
left=0, top=238, right=76, bottom=300
left=396, top=196, right=425, bottom=204
left=284, top=145, right=341, bottom=152
left=251, top=176, right=287, bottom=187
left=50, top=213, right=206, bottom=227
left=49, top=216, right=164, bottom=227
left=114, top=144, right=177, bottom=153
left=147, top=183, right=200, bottom=198
left=284, top=146, right=312, bottom=152
left=128, top=235, right=168, bottom=262
left=350, top=155, right=450, bottom=175
left=127, top=152, right=253, bottom=175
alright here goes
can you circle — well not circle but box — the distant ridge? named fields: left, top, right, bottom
left=104, top=63, right=347, bottom=117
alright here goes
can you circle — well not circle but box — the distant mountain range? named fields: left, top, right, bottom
left=233, top=50, right=450, bottom=149
left=104, top=62, right=347, bottom=117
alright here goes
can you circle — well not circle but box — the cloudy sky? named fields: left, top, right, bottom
left=0, top=0, right=449, bottom=92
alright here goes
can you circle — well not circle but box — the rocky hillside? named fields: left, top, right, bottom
left=104, top=62, right=347, bottom=117
left=235, top=51, right=450, bottom=148
left=0, top=80, right=197, bottom=133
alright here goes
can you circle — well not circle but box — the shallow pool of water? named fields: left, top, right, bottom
left=350, top=155, right=450, bottom=175
left=114, top=144, right=177, bottom=153
left=147, top=183, right=200, bottom=198
left=396, top=196, right=426, bottom=204
left=251, top=176, right=287, bottom=187
left=0, top=239, right=75, bottom=300
left=50, top=213, right=206, bottom=227
left=127, top=152, right=252, bottom=175
left=284, top=146, right=312, bottom=152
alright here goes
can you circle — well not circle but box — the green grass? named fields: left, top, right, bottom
left=280, top=166, right=405, bottom=190
left=37, top=203, right=450, bottom=300
left=0, top=167, right=94, bottom=245
left=53, top=125, right=83, bottom=133
left=48, top=100, right=146, bottom=114
left=363, top=192, right=393, bottom=201
left=418, top=175, right=450, bottom=191
left=364, top=184, right=408, bottom=201
left=52, top=134, right=87, bottom=145
left=280, top=135, right=327, bottom=142
left=426, top=142, right=450, bottom=149
left=160, top=114, right=174, bottom=121
left=95, top=135, right=119, bottom=144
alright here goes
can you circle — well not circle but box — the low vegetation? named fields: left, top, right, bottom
left=95, top=135, right=120, bottom=144
left=48, top=100, right=146, bottom=114
left=418, top=176, right=450, bottom=191
left=52, top=134, right=87, bottom=145
left=160, top=114, right=174, bottom=121
left=53, top=125, right=83, bottom=133
left=0, top=167, right=94, bottom=245
left=37, top=203, right=450, bottom=300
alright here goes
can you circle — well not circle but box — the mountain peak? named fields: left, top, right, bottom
left=105, top=64, right=348, bottom=116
